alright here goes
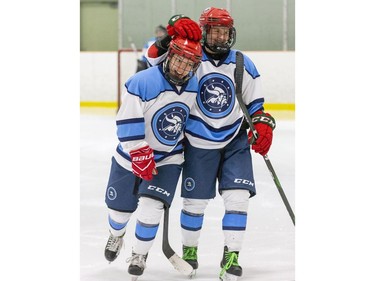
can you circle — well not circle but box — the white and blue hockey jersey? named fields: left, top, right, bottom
left=146, top=49, right=264, bottom=149
left=140, top=36, right=157, bottom=65
left=113, top=65, right=198, bottom=171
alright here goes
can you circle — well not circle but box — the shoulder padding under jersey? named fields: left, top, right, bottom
left=125, top=67, right=168, bottom=101
left=125, top=66, right=199, bottom=101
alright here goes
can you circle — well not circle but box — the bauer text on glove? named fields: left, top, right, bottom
left=129, top=146, right=158, bottom=181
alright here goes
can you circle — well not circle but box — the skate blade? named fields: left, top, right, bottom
left=188, top=269, right=197, bottom=279
left=130, top=276, right=139, bottom=281
left=219, top=272, right=239, bottom=281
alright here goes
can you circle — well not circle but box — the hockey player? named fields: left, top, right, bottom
left=103, top=36, right=202, bottom=279
left=146, top=8, right=276, bottom=281
left=136, top=25, right=167, bottom=72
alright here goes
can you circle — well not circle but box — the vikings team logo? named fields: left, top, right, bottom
left=198, top=73, right=235, bottom=118
left=152, top=102, right=189, bottom=146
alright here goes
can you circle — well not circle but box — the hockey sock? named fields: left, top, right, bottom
left=221, top=190, right=249, bottom=251
left=222, top=211, right=247, bottom=251
left=133, top=197, right=164, bottom=255
left=181, top=198, right=208, bottom=246
left=181, top=209, right=204, bottom=246
left=108, top=209, right=132, bottom=237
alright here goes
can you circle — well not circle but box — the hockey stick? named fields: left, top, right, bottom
left=132, top=177, right=141, bottom=195
left=235, top=51, right=295, bottom=226
left=127, top=36, right=147, bottom=72
left=128, top=36, right=139, bottom=58
left=162, top=205, right=194, bottom=275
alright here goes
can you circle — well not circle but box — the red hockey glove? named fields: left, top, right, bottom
left=247, top=111, right=276, bottom=156
left=167, top=15, right=202, bottom=41
left=129, top=146, right=157, bottom=181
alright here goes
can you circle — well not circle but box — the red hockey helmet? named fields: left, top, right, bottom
left=199, top=7, right=234, bottom=27
left=163, top=36, right=202, bottom=85
left=199, top=7, right=236, bottom=53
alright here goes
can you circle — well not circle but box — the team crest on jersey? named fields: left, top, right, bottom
left=197, top=73, right=235, bottom=118
left=152, top=102, right=189, bottom=146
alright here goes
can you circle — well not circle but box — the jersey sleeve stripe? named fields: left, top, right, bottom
left=117, top=120, right=145, bottom=140
left=118, top=135, right=145, bottom=142
left=116, top=144, right=131, bottom=160
left=247, top=98, right=265, bottom=115
left=116, top=117, right=145, bottom=125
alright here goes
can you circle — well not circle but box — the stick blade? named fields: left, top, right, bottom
left=167, top=253, right=194, bottom=275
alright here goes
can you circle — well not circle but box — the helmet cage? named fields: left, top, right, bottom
left=202, top=25, right=236, bottom=54
left=163, top=38, right=202, bottom=85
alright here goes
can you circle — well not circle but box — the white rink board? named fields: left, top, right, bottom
left=80, top=51, right=295, bottom=104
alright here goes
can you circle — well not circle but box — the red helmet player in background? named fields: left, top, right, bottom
left=199, top=7, right=236, bottom=53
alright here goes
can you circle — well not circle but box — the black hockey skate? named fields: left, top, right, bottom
left=182, top=245, right=199, bottom=269
left=219, top=246, right=242, bottom=281
left=127, top=252, right=148, bottom=278
left=104, top=232, right=124, bottom=262
left=182, top=245, right=198, bottom=278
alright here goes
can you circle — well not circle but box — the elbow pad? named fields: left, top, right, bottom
left=155, top=35, right=172, bottom=56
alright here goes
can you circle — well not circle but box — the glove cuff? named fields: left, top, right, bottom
left=251, top=111, right=276, bottom=130
left=168, top=14, right=189, bottom=26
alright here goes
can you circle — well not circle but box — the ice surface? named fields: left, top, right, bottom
left=80, top=110, right=295, bottom=281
